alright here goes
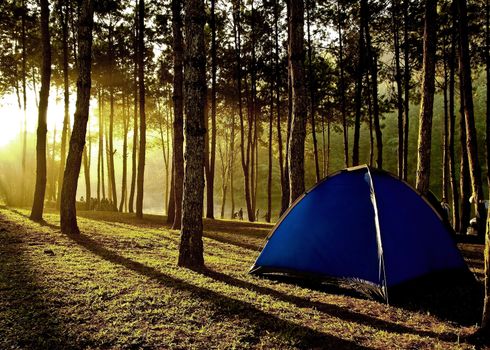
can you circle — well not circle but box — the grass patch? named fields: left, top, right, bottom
left=0, top=206, right=484, bottom=349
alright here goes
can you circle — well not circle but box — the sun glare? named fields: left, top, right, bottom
left=0, top=89, right=80, bottom=149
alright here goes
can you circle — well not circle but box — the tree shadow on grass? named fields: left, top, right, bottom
left=5, top=207, right=60, bottom=230
left=67, top=232, right=371, bottom=349
left=197, top=268, right=464, bottom=343
left=0, top=220, right=76, bottom=349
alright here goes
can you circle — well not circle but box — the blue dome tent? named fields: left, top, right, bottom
left=250, top=165, right=470, bottom=302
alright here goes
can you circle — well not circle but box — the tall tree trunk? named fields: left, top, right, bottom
left=57, top=0, right=70, bottom=208
left=119, top=96, right=129, bottom=213
left=172, top=0, right=184, bottom=228
left=205, top=0, right=217, bottom=219
left=448, top=15, right=460, bottom=231
left=233, top=0, right=254, bottom=222
left=338, top=0, right=349, bottom=168
left=442, top=41, right=450, bottom=200
left=178, top=0, right=206, bottom=268
left=21, top=0, right=28, bottom=206
left=230, top=113, right=236, bottom=219
left=457, top=0, right=486, bottom=236
left=306, top=0, right=320, bottom=182
left=415, top=0, right=437, bottom=195
left=363, top=7, right=382, bottom=169
left=371, top=53, right=383, bottom=168
left=136, top=0, right=146, bottom=219
left=129, top=4, right=138, bottom=213
left=274, top=0, right=287, bottom=216
left=352, top=0, right=366, bottom=166
left=459, top=76, right=471, bottom=235
left=108, top=24, right=118, bottom=211
left=60, top=0, right=94, bottom=234
left=30, top=0, right=51, bottom=221
left=402, top=0, right=410, bottom=180
left=288, top=0, right=307, bottom=204
left=393, top=0, right=404, bottom=176
left=49, top=126, right=57, bottom=201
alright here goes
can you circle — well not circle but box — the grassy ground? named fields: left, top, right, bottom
left=0, top=206, right=486, bottom=349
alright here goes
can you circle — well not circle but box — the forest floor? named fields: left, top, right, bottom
left=0, top=206, right=487, bottom=349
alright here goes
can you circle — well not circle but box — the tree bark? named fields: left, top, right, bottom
left=415, top=0, right=437, bottom=195
left=136, top=0, right=146, bottom=219
left=456, top=0, right=486, bottom=236
left=60, top=0, right=94, bottom=234
left=30, top=0, right=51, bottom=221
left=172, top=0, right=184, bottom=229
left=288, top=0, right=308, bottom=204
left=337, top=0, right=349, bottom=168
left=178, top=0, right=206, bottom=268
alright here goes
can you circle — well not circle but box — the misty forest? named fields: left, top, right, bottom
left=1, top=0, right=490, bottom=348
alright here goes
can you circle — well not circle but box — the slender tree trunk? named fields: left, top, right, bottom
left=205, top=0, right=217, bottom=219
left=363, top=7, right=382, bottom=169
left=21, top=0, right=28, bottom=206
left=288, top=0, right=308, bottom=204
left=338, top=0, right=349, bottom=168
left=60, top=0, right=94, bottom=234
left=178, top=0, right=206, bottom=268
left=108, top=24, right=118, bottom=211
left=136, top=0, right=146, bottom=219
left=57, top=0, right=70, bottom=209
left=459, top=76, right=471, bottom=235
left=119, top=96, right=129, bottom=213
left=172, top=0, right=184, bottom=229
left=129, top=4, right=138, bottom=213
left=230, top=113, right=236, bottom=219
left=352, top=0, right=366, bottom=167
left=393, top=0, right=404, bottom=176
left=449, top=15, right=460, bottom=231
left=402, top=0, right=410, bottom=180
left=274, top=0, right=287, bottom=216
left=30, top=0, right=51, bottom=221
left=306, top=0, right=320, bottom=182
left=415, top=0, right=437, bottom=195
left=442, top=42, right=450, bottom=200
left=457, top=0, right=486, bottom=236
left=233, top=0, right=254, bottom=222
